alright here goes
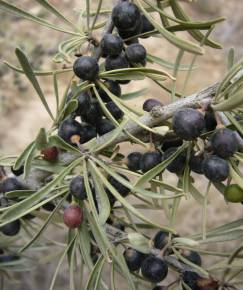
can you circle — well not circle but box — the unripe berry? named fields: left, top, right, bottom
left=127, top=152, right=142, bottom=171
left=172, top=108, right=205, bottom=140
left=210, top=128, right=238, bottom=159
left=100, top=34, right=123, bottom=57
left=112, top=2, right=141, bottom=31
left=96, top=119, right=115, bottom=136
left=1, top=219, right=21, bottom=236
left=189, top=153, right=204, bottom=174
left=141, top=256, right=168, bottom=283
left=140, top=151, right=162, bottom=173
left=202, top=155, right=229, bottom=182
left=106, top=101, right=124, bottom=119
left=107, top=173, right=130, bottom=197
left=143, top=98, right=163, bottom=112
left=41, top=146, right=58, bottom=162
left=123, top=247, right=146, bottom=271
left=69, top=176, right=87, bottom=200
left=97, top=80, right=121, bottom=102
left=73, top=56, right=99, bottom=81
left=224, top=184, right=243, bottom=203
left=63, top=204, right=83, bottom=229
left=125, top=43, right=147, bottom=66
left=163, top=147, right=186, bottom=175
left=105, top=52, right=129, bottom=71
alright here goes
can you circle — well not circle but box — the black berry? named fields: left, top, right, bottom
left=96, top=119, right=115, bottom=136
left=11, top=165, right=24, bottom=176
left=43, top=202, right=56, bottom=212
left=118, top=27, right=141, bottom=44
left=172, top=108, right=205, bottom=140
left=112, top=2, right=141, bottom=31
left=1, top=177, right=23, bottom=193
left=1, top=220, right=21, bottom=236
left=140, top=151, right=162, bottom=173
left=81, top=123, right=97, bottom=143
left=153, top=230, right=170, bottom=250
left=100, top=34, right=123, bottom=57
left=97, top=80, right=121, bottom=102
left=202, top=155, right=229, bottom=182
left=58, top=118, right=83, bottom=144
left=81, top=100, right=103, bottom=125
left=182, top=271, right=201, bottom=290
left=140, top=15, right=154, bottom=38
left=125, top=43, right=147, bottom=66
left=73, top=56, right=99, bottom=81
left=182, top=250, right=202, bottom=266
left=127, top=152, right=142, bottom=171
left=141, top=256, right=168, bottom=283
left=189, top=153, right=204, bottom=174
left=105, top=52, right=129, bottom=71
left=108, top=173, right=130, bottom=197
left=163, top=147, right=186, bottom=175
left=63, top=204, right=83, bottom=229
left=76, top=91, right=92, bottom=115
left=161, top=137, right=183, bottom=152
left=210, top=128, right=238, bottom=159
left=143, top=98, right=163, bottom=112
left=0, top=255, right=20, bottom=263
left=69, top=176, right=87, bottom=200
left=124, top=247, right=146, bottom=271
left=204, top=111, right=217, bottom=132
left=106, top=101, right=124, bottom=119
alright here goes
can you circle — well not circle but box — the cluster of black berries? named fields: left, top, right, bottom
left=123, top=229, right=208, bottom=289
left=172, top=108, right=239, bottom=183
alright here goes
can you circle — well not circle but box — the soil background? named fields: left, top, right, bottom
left=0, top=1, right=243, bottom=289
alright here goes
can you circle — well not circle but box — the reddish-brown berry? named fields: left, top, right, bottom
left=41, top=146, right=58, bottom=162
left=63, top=204, right=83, bottom=229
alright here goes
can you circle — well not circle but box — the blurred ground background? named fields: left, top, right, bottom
left=0, top=0, right=243, bottom=289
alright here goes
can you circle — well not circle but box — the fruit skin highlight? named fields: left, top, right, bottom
left=172, top=108, right=205, bottom=140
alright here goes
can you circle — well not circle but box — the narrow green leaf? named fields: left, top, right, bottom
left=13, top=141, right=35, bottom=170
left=212, top=87, right=243, bottom=111
left=23, top=143, right=37, bottom=179
left=15, top=48, right=54, bottom=120
left=78, top=223, right=93, bottom=270
left=120, top=88, right=148, bottom=100
left=5, top=190, right=36, bottom=199
left=228, top=48, right=235, bottom=70
left=35, top=128, right=48, bottom=150
left=85, top=256, right=106, bottom=290
left=48, top=135, right=81, bottom=153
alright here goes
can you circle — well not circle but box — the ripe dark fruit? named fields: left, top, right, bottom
left=204, top=111, right=217, bottom=132
left=100, top=34, right=123, bottom=57
left=76, top=92, right=92, bottom=115
left=96, top=119, right=115, bottom=136
left=161, top=137, right=183, bottom=152
left=189, top=153, right=204, bottom=174
left=105, top=52, right=129, bottom=71
left=0, top=255, right=20, bottom=263
left=182, top=271, right=201, bottom=290
left=107, top=173, right=130, bottom=197
left=81, top=100, right=103, bottom=125
left=202, top=155, right=229, bottom=182
left=118, top=26, right=141, bottom=44
left=97, top=80, right=121, bottom=102
left=106, top=101, right=124, bottom=119
left=112, top=2, right=141, bottom=31
left=73, top=56, right=99, bottom=81
left=69, top=176, right=87, bottom=200
left=210, top=128, right=238, bottom=159
left=123, top=247, right=146, bottom=271
left=224, top=184, right=243, bottom=203
left=127, top=152, right=142, bottom=171
left=1, top=177, right=23, bottom=193
left=182, top=250, right=202, bottom=266
left=41, top=146, right=58, bottom=162
left=172, top=108, right=205, bottom=140
left=63, top=204, right=83, bottom=229
left=140, top=151, right=162, bottom=173
left=125, top=43, right=147, bottom=66
left=1, top=219, right=21, bottom=236
left=11, top=165, right=24, bottom=176
left=58, top=118, right=83, bottom=144
left=43, top=202, right=55, bottom=212
left=163, top=147, right=186, bottom=175
left=81, top=123, right=97, bottom=143
left=143, top=98, right=163, bottom=112
left=141, top=15, right=154, bottom=37
left=141, top=256, right=168, bottom=283
left=153, top=230, right=170, bottom=250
